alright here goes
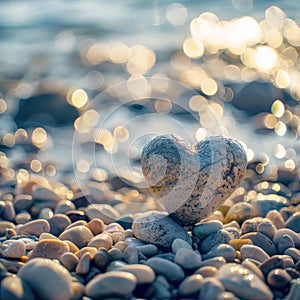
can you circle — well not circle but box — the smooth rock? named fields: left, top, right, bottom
left=13, top=194, right=33, bottom=212
left=178, top=274, right=204, bottom=297
left=257, top=220, right=277, bottom=239
left=123, top=244, right=139, bottom=264
left=273, top=228, right=300, bottom=248
left=199, top=229, right=232, bottom=253
left=85, top=271, right=137, bottom=298
left=267, top=268, right=291, bottom=290
left=0, top=240, right=26, bottom=259
left=197, top=277, right=225, bottom=300
left=75, top=252, right=91, bottom=275
left=87, top=218, right=105, bottom=235
left=216, top=292, right=239, bottom=300
left=259, top=255, right=284, bottom=276
left=108, top=248, right=123, bottom=261
left=60, top=252, right=79, bottom=272
left=0, top=221, right=15, bottom=236
left=136, top=244, right=158, bottom=257
left=87, top=233, right=113, bottom=250
left=229, top=238, right=253, bottom=250
left=241, top=259, right=265, bottom=280
left=54, top=200, right=76, bottom=214
left=59, top=225, right=93, bottom=248
left=252, top=198, right=287, bottom=217
left=118, top=264, right=155, bottom=284
left=286, top=212, right=300, bottom=233
left=1, top=276, right=35, bottom=300
left=141, top=135, right=247, bottom=226
left=195, top=266, right=218, bottom=277
left=277, top=234, right=295, bottom=254
left=202, top=244, right=235, bottom=262
left=196, top=256, right=227, bottom=269
left=241, top=217, right=264, bottom=234
left=175, top=248, right=202, bottom=270
left=18, top=219, right=50, bottom=237
left=2, top=201, right=16, bottom=221
left=146, top=257, right=185, bottom=282
left=15, top=212, right=32, bottom=224
left=30, top=239, right=69, bottom=260
left=93, top=249, right=111, bottom=270
left=216, top=263, right=272, bottom=300
left=240, top=244, right=270, bottom=263
left=266, top=210, right=285, bottom=229
left=49, top=214, right=71, bottom=236
left=284, top=248, right=300, bottom=263
left=240, top=232, right=277, bottom=256
left=225, top=202, right=257, bottom=224
left=192, top=220, right=223, bottom=240
left=132, top=211, right=192, bottom=249
left=172, top=238, right=193, bottom=254
left=18, top=258, right=73, bottom=300
left=86, top=204, right=121, bottom=224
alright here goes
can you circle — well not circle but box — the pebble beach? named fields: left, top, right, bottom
left=1, top=2, right=300, bottom=300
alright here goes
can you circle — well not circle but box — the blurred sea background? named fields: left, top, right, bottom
left=1, top=0, right=300, bottom=190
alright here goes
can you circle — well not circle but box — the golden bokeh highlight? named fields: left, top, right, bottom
left=31, top=128, right=47, bottom=148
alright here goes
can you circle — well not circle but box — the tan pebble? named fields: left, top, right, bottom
left=18, top=257, right=73, bottom=300
left=225, top=202, right=258, bottom=224
left=124, top=229, right=134, bottom=239
left=0, top=221, right=15, bottom=237
left=59, top=225, right=93, bottom=248
left=111, top=231, right=125, bottom=243
left=71, top=282, right=84, bottom=300
left=85, top=271, right=137, bottom=299
left=75, top=252, right=91, bottom=275
left=3, top=201, right=16, bottom=221
left=21, top=256, right=29, bottom=263
left=219, top=205, right=230, bottom=216
left=118, top=264, right=155, bottom=284
left=39, top=232, right=58, bottom=240
left=30, top=239, right=69, bottom=260
left=60, top=252, right=79, bottom=272
left=114, top=241, right=128, bottom=253
left=18, top=219, right=50, bottom=237
left=64, top=240, right=79, bottom=253
left=1, top=276, right=35, bottom=300
left=15, top=212, right=32, bottom=224
left=178, top=274, right=204, bottom=297
left=64, top=220, right=88, bottom=230
left=105, top=222, right=124, bottom=233
left=5, top=228, right=16, bottom=239
left=87, top=218, right=105, bottom=235
left=206, top=210, right=224, bottom=222
left=88, top=233, right=113, bottom=250
left=229, top=239, right=253, bottom=251
left=13, top=194, right=33, bottom=212
left=223, top=220, right=240, bottom=229
left=195, top=266, right=217, bottom=277
left=75, top=247, right=97, bottom=259
left=240, top=244, right=270, bottom=263
left=266, top=210, right=285, bottom=229
left=1, top=240, right=26, bottom=259
left=49, top=214, right=71, bottom=236
left=241, top=260, right=265, bottom=281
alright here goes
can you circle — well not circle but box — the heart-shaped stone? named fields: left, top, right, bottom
left=141, top=134, right=247, bottom=226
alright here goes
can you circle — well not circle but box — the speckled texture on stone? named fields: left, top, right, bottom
left=141, top=134, right=247, bottom=226
left=132, top=211, right=192, bottom=248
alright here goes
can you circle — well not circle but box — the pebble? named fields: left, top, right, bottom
left=85, top=271, right=137, bottom=298
left=196, top=256, right=227, bottom=269
left=87, top=218, right=105, bottom=235
left=192, top=220, right=223, bottom=240
left=13, top=194, right=33, bottom=212
left=15, top=212, right=32, bottom=224
left=241, top=259, right=265, bottom=280
left=49, top=214, right=71, bottom=236
left=54, top=200, right=76, bottom=214
left=30, top=239, right=69, bottom=260
left=257, top=220, right=277, bottom=239
left=229, top=238, right=253, bottom=250
left=240, top=244, right=270, bottom=263
left=93, top=249, right=111, bottom=270
left=240, top=232, right=277, bottom=256
left=18, top=258, right=73, bottom=300
left=123, top=244, right=139, bottom=264
left=146, top=257, right=185, bottom=282
left=1, top=276, right=35, bottom=300
left=175, top=248, right=202, bottom=270
left=267, top=268, right=291, bottom=289
left=75, top=252, right=91, bottom=275
left=38, top=208, right=53, bottom=220
left=0, top=240, right=26, bottom=259
left=2, top=201, right=16, bottom=221
left=118, top=264, right=155, bottom=284
left=136, top=244, right=158, bottom=257
left=216, top=263, right=273, bottom=300
left=178, top=274, right=204, bottom=297
left=0, top=221, right=15, bottom=236
left=286, top=279, right=300, bottom=300
left=105, top=222, right=125, bottom=233
left=171, top=238, right=193, bottom=254
left=202, top=244, right=236, bottom=262
left=284, top=248, right=300, bottom=263
left=65, top=210, right=88, bottom=223
left=199, top=229, right=233, bottom=253
left=18, top=219, right=50, bottom=237
left=60, top=252, right=79, bottom=271
left=217, top=292, right=239, bottom=300
left=259, top=255, right=284, bottom=276
left=198, top=277, right=225, bottom=300
left=225, top=202, right=257, bottom=224
left=286, top=212, right=300, bottom=233
left=195, top=266, right=218, bottom=277
left=132, top=211, right=192, bottom=249
left=266, top=210, right=285, bottom=229
left=108, top=247, right=123, bottom=261
left=59, top=225, right=93, bottom=248
left=141, top=135, right=247, bottom=226
left=241, top=217, right=264, bottom=234
left=252, top=198, right=287, bottom=217
left=277, top=234, right=295, bottom=254
left=87, top=233, right=113, bottom=250
left=114, top=240, right=128, bottom=252
left=273, top=228, right=300, bottom=248
left=86, top=204, right=121, bottom=224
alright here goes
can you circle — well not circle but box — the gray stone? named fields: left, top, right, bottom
left=172, top=238, right=193, bottom=254
left=199, top=229, right=232, bottom=253
left=286, top=212, right=300, bottom=233
left=118, top=264, right=155, bottom=284
left=273, top=228, right=300, bottom=248
left=240, top=244, right=269, bottom=263
left=277, top=234, right=295, bottom=254
left=1, top=277, right=35, bottom=300
left=197, top=277, right=225, bottom=300
left=141, top=135, right=247, bottom=226
left=216, top=263, right=272, bottom=300
left=132, top=211, right=192, bottom=249
left=175, top=248, right=202, bottom=270
left=192, top=220, right=223, bottom=240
